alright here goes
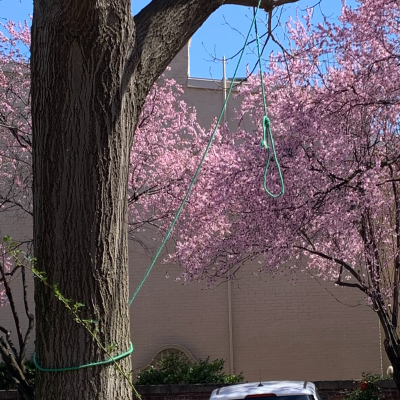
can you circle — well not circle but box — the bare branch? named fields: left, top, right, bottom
left=19, top=267, right=34, bottom=363
left=131, top=0, right=299, bottom=98
left=0, top=262, right=24, bottom=352
left=336, top=266, right=365, bottom=292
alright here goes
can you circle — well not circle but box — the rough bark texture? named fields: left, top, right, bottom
left=30, top=0, right=298, bottom=399
left=376, top=304, right=400, bottom=391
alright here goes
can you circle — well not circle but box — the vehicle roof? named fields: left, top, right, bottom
left=210, top=381, right=316, bottom=400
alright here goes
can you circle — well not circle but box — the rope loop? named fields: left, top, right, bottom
left=254, top=9, right=285, bottom=198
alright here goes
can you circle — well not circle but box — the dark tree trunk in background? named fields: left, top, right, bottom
left=384, top=339, right=400, bottom=390
left=30, top=0, right=298, bottom=398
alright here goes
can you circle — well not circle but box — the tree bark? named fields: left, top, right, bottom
left=31, top=0, right=298, bottom=398
left=384, top=338, right=400, bottom=390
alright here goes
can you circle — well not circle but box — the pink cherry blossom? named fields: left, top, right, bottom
left=0, top=21, right=207, bottom=305
left=150, top=1, right=400, bottom=382
left=166, top=0, right=400, bottom=299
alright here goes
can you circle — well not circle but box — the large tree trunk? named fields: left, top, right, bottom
left=31, top=2, right=137, bottom=398
left=30, top=0, right=298, bottom=398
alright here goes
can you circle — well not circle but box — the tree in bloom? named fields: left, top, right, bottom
left=0, top=21, right=207, bottom=238
left=0, top=25, right=34, bottom=399
left=0, top=20, right=31, bottom=217
left=159, top=0, right=400, bottom=389
left=128, top=78, right=207, bottom=242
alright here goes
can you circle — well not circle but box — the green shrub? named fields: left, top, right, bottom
left=135, top=353, right=243, bottom=385
left=344, top=373, right=384, bottom=400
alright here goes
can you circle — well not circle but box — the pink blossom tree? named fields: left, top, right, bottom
left=6, top=0, right=400, bottom=392
left=128, top=78, right=207, bottom=242
left=160, top=0, right=400, bottom=388
left=0, top=21, right=206, bottom=236
left=0, top=26, right=35, bottom=398
left=0, top=20, right=31, bottom=217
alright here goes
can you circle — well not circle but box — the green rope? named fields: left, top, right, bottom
left=254, top=10, right=285, bottom=198
left=129, top=0, right=267, bottom=306
left=35, top=0, right=283, bottom=373
left=33, top=342, right=134, bottom=372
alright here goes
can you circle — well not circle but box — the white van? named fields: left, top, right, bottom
left=209, top=381, right=322, bottom=400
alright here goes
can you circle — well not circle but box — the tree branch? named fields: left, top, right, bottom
left=131, top=0, right=299, bottom=99
left=19, top=267, right=34, bottom=364
left=0, top=326, right=18, bottom=360
left=391, top=165, right=400, bottom=329
left=336, top=265, right=365, bottom=292
left=0, top=335, right=34, bottom=400
left=295, top=245, right=366, bottom=292
left=0, top=262, right=24, bottom=355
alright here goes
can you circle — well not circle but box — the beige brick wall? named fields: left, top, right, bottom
left=129, top=241, right=230, bottom=371
left=129, top=235, right=385, bottom=381
left=230, top=265, right=383, bottom=380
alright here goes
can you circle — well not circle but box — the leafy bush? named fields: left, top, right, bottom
left=135, top=353, right=243, bottom=385
left=344, top=373, right=384, bottom=400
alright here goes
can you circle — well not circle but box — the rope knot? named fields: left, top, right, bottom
left=260, top=139, right=269, bottom=149
left=260, top=116, right=270, bottom=149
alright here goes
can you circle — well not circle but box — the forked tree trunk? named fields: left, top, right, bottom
left=30, top=0, right=298, bottom=398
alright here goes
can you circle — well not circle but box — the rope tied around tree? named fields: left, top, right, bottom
left=34, top=0, right=284, bottom=373
left=33, top=342, right=134, bottom=372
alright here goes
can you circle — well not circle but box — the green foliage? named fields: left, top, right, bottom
left=344, top=373, right=384, bottom=400
left=135, top=353, right=243, bottom=385
left=0, top=359, right=35, bottom=390
left=24, top=360, right=35, bottom=386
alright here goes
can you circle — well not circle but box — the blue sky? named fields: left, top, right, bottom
left=1, top=0, right=357, bottom=78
